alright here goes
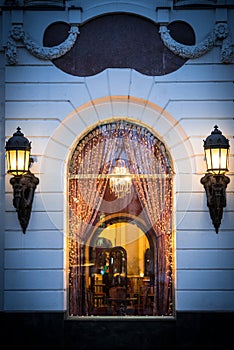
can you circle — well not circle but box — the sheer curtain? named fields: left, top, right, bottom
left=68, top=121, right=173, bottom=316
left=68, top=126, right=118, bottom=315
left=123, top=123, right=173, bottom=315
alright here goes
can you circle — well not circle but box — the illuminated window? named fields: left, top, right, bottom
left=68, top=120, right=174, bottom=317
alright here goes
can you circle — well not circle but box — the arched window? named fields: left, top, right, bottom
left=68, top=120, right=174, bottom=317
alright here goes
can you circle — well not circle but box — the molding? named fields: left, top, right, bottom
left=159, top=22, right=233, bottom=63
left=6, top=24, right=79, bottom=65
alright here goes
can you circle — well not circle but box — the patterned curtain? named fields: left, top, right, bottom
left=122, top=124, right=173, bottom=315
left=68, top=127, right=116, bottom=315
left=68, top=121, right=173, bottom=316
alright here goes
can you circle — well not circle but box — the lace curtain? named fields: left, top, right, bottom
left=68, top=121, right=173, bottom=316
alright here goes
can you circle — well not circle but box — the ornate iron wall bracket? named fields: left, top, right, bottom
left=10, top=171, right=39, bottom=233
left=200, top=173, right=230, bottom=233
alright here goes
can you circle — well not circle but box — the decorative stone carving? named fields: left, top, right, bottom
left=220, top=36, right=233, bottom=64
left=6, top=21, right=233, bottom=66
left=6, top=24, right=79, bottom=65
left=159, top=22, right=233, bottom=63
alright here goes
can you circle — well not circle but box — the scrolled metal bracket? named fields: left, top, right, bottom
left=10, top=171, right=39, bottom=233
left=200, top=173, right=230, bottom=233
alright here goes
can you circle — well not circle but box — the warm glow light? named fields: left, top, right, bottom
left=204, top=125, right=229, bottom=175
left=201, top=126, right=230, bottom=234
left=6, top=149, right=30, bottom=176
left=5, top=127, right=32, bottom=176
left=109, top=159, right=132, bottom=198
left=5, top=127, right=39, bottom=234
left=205, top=148, right=229, bottom=174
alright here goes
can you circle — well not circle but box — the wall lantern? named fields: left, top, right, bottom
left=5, top=127, right=39, bottom=233
left=200, top=125, right=230, bottom=233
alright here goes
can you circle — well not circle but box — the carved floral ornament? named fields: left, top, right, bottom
left=6, top=24, right=79, bottom=65
left=159, top=22, right=233, bottom=64
left=6, top=21, right=233, bottom=66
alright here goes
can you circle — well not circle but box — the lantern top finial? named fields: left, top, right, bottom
left=5, top=127, right=31, bottom=151
left=203, top=125, right=229, bottom=149
left=212, top=125, right=221, bottom=134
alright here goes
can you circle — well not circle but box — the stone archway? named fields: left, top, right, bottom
left=39, top=95, right=195, bottom=316
left=40, top=95, right=195, bottom=233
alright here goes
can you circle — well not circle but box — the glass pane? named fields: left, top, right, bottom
left=205, top=148, right=212, bottom=171
left=68, top=120, right=174, bottom=317
left=7, top=150, right=29, bottom=175
left=211, top=148, right=220, bottom=171
left=205, top=148, right=228, bottom=174
left=221, top=148, right=228, bottom=171
left=85, top=222, right=155, bottom=316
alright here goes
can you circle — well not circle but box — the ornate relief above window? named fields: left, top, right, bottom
left=68, top=120, right=174, bottom=317
left=6, top=23, right=79, bottom=65
left=6, top=13, right=232, bottom=71
left=160, top=22, right=233, bottom=64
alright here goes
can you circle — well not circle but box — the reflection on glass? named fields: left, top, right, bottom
left=68, top=121, right=174, bottom=317
left=84, top=222, right=156, bottom=316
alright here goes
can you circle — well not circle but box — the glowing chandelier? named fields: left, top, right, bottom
left=109, top=159, right=132, bottom=198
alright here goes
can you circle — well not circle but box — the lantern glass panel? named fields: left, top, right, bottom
left=6, top=149, right=30, bottom=176
left=205, top=148, right=212, bottom=172
left=220, top=148, right=229, bottom=170
left=205, top=148, right=228, bottom=174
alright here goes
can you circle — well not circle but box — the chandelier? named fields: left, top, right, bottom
left=109, top=159, right=132, bottom=198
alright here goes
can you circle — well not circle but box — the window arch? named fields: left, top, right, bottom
left=68, top=120, right=174, bottom=317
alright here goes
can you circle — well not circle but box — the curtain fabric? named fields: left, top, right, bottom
left=68, top=121, right=173, bottom=316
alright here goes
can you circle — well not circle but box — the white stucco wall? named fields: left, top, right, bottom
left=1, top=1, right=234, bottom=313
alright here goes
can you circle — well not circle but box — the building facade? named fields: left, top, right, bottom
left=0, top=0, right=234, bottom=348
